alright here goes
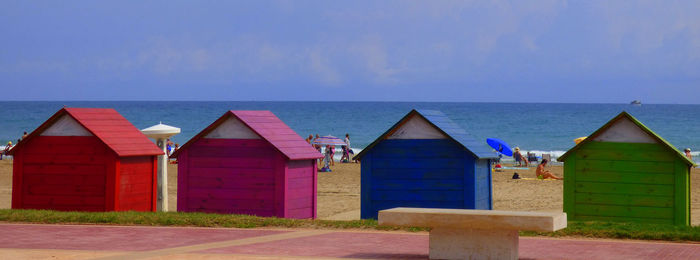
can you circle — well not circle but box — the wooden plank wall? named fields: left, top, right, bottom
left=362, top=139, right=468, bottom=219
left=568, top=142, right=682, bottom=225
left=118, top=156, right=155, bottom=212
left=285, top=159, right=315, bottom=218
left=15, top=136, right=110, bottom=211
left=183, top=138, right=277, bottom=216
left=472, top=158, right=492, bottom=209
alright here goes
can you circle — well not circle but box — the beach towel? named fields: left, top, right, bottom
left=520, top=177, right=556, bottom=181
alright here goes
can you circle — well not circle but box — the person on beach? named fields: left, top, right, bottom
left=536, top=159, right=563, bottom=180
left=1, top=141, right=12, bottom=160
left=513, top=147, right=528, bottom=167
left=314, top=134, right=322, bottom=166
left=329, top=145, right=335, bottom=166
left=167, top=139, right=176, bottom=155
left=21, top=132, right=28, bottom=140
left=685, top=148, right=692, bottom=161
left=323, top=144, right=333, bottom=170
left=306, top=134, right=313, bottom=144
left=340, top=133, right=351, bottom=163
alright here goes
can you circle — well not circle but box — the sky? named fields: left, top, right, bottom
left=1, top=1, right=700, bottom=103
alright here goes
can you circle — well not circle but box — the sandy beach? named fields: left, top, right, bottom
left=2, top=159, right=700, bottom=225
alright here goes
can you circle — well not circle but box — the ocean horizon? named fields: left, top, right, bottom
left=2, top=101, right=699, bottom=162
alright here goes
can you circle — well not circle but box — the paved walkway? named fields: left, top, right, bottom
left=1, top=223, right=699, bottom=259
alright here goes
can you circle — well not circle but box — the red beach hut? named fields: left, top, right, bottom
left=9, top=108, right=163, bottom=212
left=171, top=111, right=322, bottom=219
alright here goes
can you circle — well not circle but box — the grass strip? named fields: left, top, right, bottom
left=0, top=209, right=425, bottom=232
left=522, top=221, right=700, bottom=242
left=2, top=209, right=700, bottom=242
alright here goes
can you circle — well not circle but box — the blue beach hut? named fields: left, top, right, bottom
left=353, top=109, right=498, bottom=219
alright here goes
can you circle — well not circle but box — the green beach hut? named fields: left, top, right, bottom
left=558, top=111, right=695, bottom=226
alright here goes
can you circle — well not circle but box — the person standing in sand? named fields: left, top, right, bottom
left=340, top=133, right=351, bottom=163
left=536, top=159, right=562, bottom=180
left=513, top=147, right=528, bottom=167
left=685, top=148, right=692, bottom=161
left=314, top=134, right=322, bottom=166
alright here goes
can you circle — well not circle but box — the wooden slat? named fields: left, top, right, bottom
left=186, top=198, right=275, bottom=211
left=187, top=167, right=274, bottom=179
left=23, top=164, right=106, bottom=175
left=287, top=207, right=312, bottom=219
left=371, top=179, right=463, bottom=191
left=563, top=156, right=575, bottom=219
left=187, top=188, right=275, bottom=200
left=287, top=177, right=312, bottom=189
left=22, top=204, right=105, bottom=212
left=188, top=157, right=274, bottom=169
left=370, top=200, right=464, bottom=215
left=119, top=183, right=151, bottom=193
left=23, top=195, right=105, bottom=206
left=573, top=215, right=673, bottom=225
left=12, top=150, right=24, bottom=208
left=119, top=174, right=151, bottom=185
left=371, top=168, right=463, bottom=179
left=119, top=199, right=151, bottom=212
left=287, top=187, right=312, bottom=199
left=22, top=154, right=112, bottom=165
left=371, top=190, right=463, bottom=201
left=574, top=193, right=673, bottom=208
left=574, top=204, right=673, bottom=219
left=26, top=184, right=105, bottom=196
left=582, top=142, right=667, bottom=152
left=287, top=167, right=312, bottom=179
left=575, top=159, right=672, bottom=174
left=575, top=181, right=673, bottom=196
left=371, top=145, right=465, bottom=159
left=360, top=153, right=373, bottom=219
left=575, top=170, right=675, bottom=185
left=177, top=150, right=189, bottom=211
left=371, top=158, right=463, bottom=169
left=187, top=176, right=275, bottom=189
left=575, top=148, right=675, bottom=162
left=24, top=174, right=105, bottom=186
left=274, top=153, right=286, bottom=217
left=287, top=197, right=312, bottom=210
left=674, top=159, right=690, bottom=225
left=288, top=160, right=312, bottom=169
left=187, top=146, right=275, bottom=158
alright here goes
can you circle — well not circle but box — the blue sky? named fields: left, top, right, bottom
left=1, top=1, right=699, bottom=103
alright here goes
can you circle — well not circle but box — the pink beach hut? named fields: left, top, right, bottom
left=171, top=111, right=323, bottom=219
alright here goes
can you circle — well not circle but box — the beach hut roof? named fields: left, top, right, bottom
left=558, top=111, right=695, bottom=166
left=171, top=110, right=322, bottom=160
left=354, top=109, right=498, bottom=160
left=9, top=108, right=163, bottom=157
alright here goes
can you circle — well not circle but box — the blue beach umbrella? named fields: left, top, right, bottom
left=313, top=135, right=347, bottom=146
left=486, top=138, right=513, bottom=156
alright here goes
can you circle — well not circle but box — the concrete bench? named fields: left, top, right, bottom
left=378, top=207, right=567, bottom=260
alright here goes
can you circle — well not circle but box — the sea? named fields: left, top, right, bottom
left=1, top=101, right=699, bottom=163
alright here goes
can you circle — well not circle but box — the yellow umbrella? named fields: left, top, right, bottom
left=574, top=136, right=587, bottom=144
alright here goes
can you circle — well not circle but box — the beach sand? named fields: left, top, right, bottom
left=2, top=160, right=700, bottom=225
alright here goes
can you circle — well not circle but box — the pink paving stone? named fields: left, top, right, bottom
left=200, top=231, right=700, bottom=260
left=199, top=231, right=430, bottom=259
left=519, top=237, right=700, bottom=260
left=0, top=224, right=286, bottom=251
